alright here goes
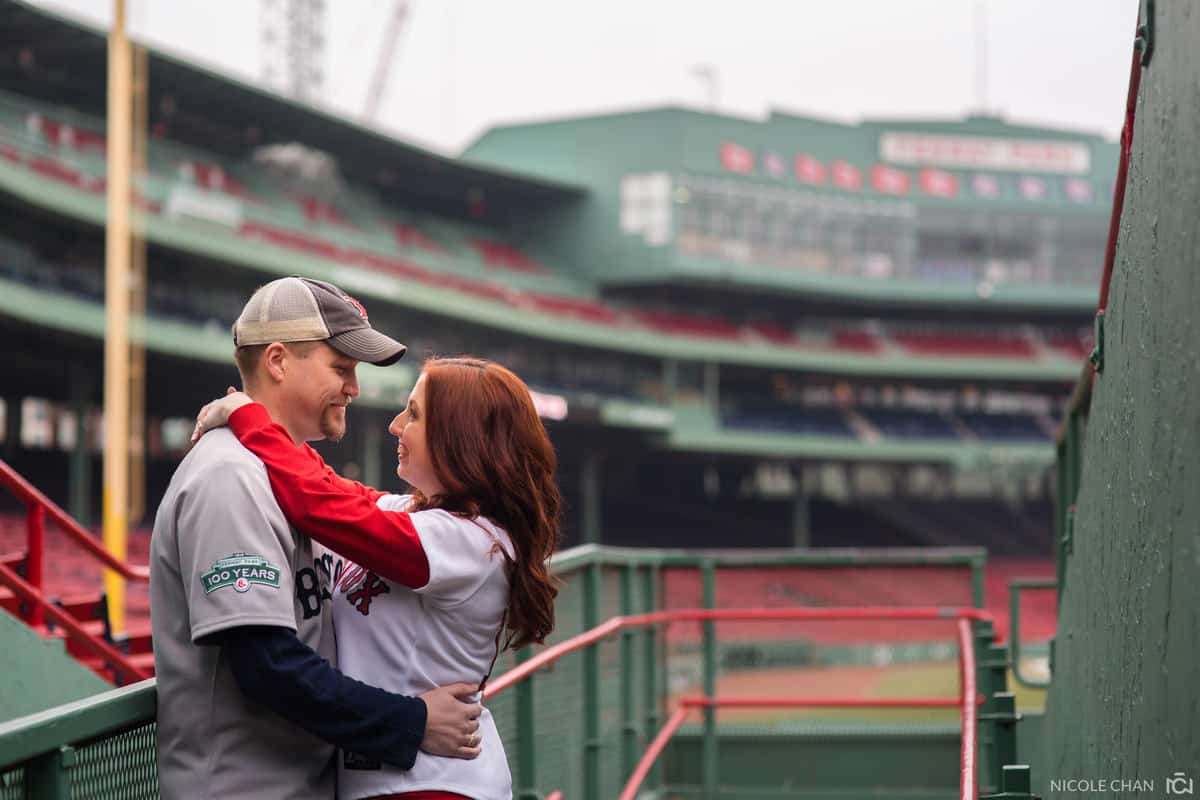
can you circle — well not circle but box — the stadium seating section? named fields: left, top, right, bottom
left=661, top=560, right=1055, bottom=646
left=720, top=404, right=854, bottom=437
left=0, top=94, right=1093, bottom=368
left=861, top=408, right=959, bottom=439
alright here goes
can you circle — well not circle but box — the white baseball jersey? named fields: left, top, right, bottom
left=149, top=429, right=337, bottom=800
left=330, top=494, right=514, bottom=800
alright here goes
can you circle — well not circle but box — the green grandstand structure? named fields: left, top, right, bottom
left=0, top=0, right=1113, bottom=559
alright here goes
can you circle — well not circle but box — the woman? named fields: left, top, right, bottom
left=194, top=356, right=561, bottom=800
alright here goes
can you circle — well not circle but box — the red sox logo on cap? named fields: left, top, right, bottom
left=342, top=294, right=369, bottom=320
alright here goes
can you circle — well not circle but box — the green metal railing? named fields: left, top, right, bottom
left=1008, top=578, right=1057, bottom=689
left=0, top=681, right=156, bottom=800
left=1038, top=361, right=1089, bottom=692
left=0, top=544, right=988, bottom=799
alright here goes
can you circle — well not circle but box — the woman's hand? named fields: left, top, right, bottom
left=191, top=387, right=254, bottom=443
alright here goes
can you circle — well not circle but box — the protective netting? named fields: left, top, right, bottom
left=68, top=722, right=158, bottom=800
left=0, top=767, right=23, bottom=800
left=490, top=563, right=659, bottom=798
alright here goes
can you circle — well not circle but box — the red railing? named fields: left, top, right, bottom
left=0, top=561, right=149, bottom=684
left=0, top=459, right=149, bottom=583
left=0, top=458, right=150, bottom=682
left=1092, top=35, right=1145, bottom=389
left=485, top=606, right=990, bottom=800
left=957, top=617, right=979, bottom=800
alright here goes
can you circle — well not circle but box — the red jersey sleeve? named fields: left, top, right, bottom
left=227, top=403, right=430, bottom=587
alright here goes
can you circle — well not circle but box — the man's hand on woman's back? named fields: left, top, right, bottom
left=419, top=683, right=484, bottom=759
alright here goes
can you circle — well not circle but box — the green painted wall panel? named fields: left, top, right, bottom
left=0, top=612, right=109, bottom=723
left=1040, top=3, right=1200, bottom=794
left=665, top=726, right=960, bottom=795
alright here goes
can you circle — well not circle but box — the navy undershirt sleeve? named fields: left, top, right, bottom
left=214, top=625, right=427, bottom=770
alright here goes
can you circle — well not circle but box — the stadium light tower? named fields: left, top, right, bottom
left=261, top=0, right=327, bottom=104
left=364, top=0, right=412, bottom=122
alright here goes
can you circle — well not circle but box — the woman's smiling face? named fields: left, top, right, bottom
left=389, top=373, right=444, bottom=497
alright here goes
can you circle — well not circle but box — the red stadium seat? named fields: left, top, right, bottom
left=525, top=293, right=623, bottom=325
left=1046, top=334, right=1092, bottom=360
left=392, top=223, right=443, bottom=253
left=632, top=309, right=742, bottom=340
left=238, top=221, right=343, bottom=260
left=832, top=329, right=881, bottom=353
left=28, top=158, right=100, bottom=192
left=298, top=195, right=352, bottom=227
left=27, top=115, right=107, bottom=151
left=894, top=331, right=1034, bottom=358
left=470, top=239, right=545, bottom=274
left=745, top=321, right=799, bottom=345
left=179, top=160, right=252, bottom=199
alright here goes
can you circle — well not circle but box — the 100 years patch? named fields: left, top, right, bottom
left=202, top=553, right=281, bottom=594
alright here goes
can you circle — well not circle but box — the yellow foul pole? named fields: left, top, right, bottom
left=129, top=42, right=148, bottom=526
left=103, top=0, right=132, bottom=639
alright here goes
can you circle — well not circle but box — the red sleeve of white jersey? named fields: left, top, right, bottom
left=228, top=403, right=430, bottom=588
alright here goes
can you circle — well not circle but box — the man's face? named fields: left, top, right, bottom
left=280, top=343, right=360, bottom=442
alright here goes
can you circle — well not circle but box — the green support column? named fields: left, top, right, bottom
left=580, top=452, right=602, bottom=545
left=973, top=619, right=997, bottom=787
left=361, top=411, right=381, bottom=489
left=642, top=565, right=661, bottom=791
left=515, top=646, right=539, bottom=800
left=791, top=490, right=810, bottom=548
left=976, top=642, right=1009, bottom=794
left=971, top=553, right=987, bottom=609
left=982, top=692, right=1020, bottom=791
left=702, top=362, right=720, bottom=410
left=69, top=373, right=92, bottom=527
left=583, top=563, right=601, bottom=800
left=663, top=359, right=678, bottom=403
left=701, top=558, right=718, bottom=800
left=619, top=566, right=637, bottom=781
left=26, top=745, right=75, bottom=800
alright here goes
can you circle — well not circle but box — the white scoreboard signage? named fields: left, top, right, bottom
left=880, top=132, right=1091, bottom=175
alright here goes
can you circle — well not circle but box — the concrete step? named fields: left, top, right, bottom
left=53, top=592, right=107, bottom=623
left=127, top=651, right=155, bottom=676
left=33, top=619, right=106, bottom=659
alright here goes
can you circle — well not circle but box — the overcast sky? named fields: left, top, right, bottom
left=34, top=0, right=1139, bottom=154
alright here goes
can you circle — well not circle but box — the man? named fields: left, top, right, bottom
left=150, top=276, right=480, bottom=800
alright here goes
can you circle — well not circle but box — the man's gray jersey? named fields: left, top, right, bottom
left=150, top=429, right=336, bottom=800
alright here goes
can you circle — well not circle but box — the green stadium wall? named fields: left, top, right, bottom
left=1039, top=2, right=1200, bottom=792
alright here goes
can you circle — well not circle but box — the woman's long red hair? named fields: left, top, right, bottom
left=408, top=357, right=561, bottom=650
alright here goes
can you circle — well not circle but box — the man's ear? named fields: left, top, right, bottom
left=263, top=342, right=289, bottom=383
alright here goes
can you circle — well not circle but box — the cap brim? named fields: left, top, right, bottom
left=327, top=328, right=407, bottom=367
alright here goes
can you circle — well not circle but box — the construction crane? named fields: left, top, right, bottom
left=364, top=0, right=412, bottom=122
